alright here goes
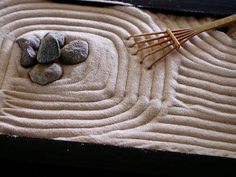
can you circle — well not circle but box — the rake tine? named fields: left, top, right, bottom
left=140, top=41, right=174, bottom=64
left=148, top=47, right=177, bottom=69
left=142, top=32, right=195, bottom=61
left=127, top=29, right=192, bottom=40
left=177, top=31, right=196, bottom=42
left=129, top=33, right=169, bottom=47
left=131, top=29, right=193, bottom=48
left=175, top=30, right=195, bottom=39
left=129, top=28, right=197, bottom=69
left=147, top=32, right=196, bottom=69
left=134, top=37, right=173, bottom=55
left=134, top=30, right=194, bottom=55
left=127, top=31, right=167, bottom=40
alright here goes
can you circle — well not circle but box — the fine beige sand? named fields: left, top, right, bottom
left=0, top=0, right=236, bottom=159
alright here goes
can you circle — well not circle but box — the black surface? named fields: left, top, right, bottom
left=0, top=135, right=236, bottom=177
left=54, top=0, right=236, bottom=16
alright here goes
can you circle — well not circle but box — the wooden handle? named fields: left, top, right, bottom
left=194, top=14, right=236, bottom=34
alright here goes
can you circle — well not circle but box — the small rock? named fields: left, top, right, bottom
left=60, top=40, right=89, bottom=65
left=17, top=35, right=41, bottom=50
left=29, top=63, right=63, bottom=85
left=17, top=36, right=40, bottom=68
left=37, top=32, right=65, bottom=64
left=50, top=31, right=65, bottom=47
left=20, top=47, right=37, bottom=67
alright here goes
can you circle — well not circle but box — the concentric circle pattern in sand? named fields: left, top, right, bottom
left=0, top=0, right=236, bottom=159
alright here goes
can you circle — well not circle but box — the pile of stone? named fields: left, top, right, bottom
left=17, top=31, right=89, bottom=85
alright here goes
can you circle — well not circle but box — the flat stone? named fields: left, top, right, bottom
left=37, top=32, right=65, bottom=64
left=17, top=36, right=40, bottom=68
left=60, top=40, right=89, bottom=65
left=29, top=63, right=63, bottom=85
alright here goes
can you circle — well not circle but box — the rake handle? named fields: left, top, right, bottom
left=194, top=14, right=236, bottom=34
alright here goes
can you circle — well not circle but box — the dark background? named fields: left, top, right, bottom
left=55, top=0, right=236, bottom=16
left=1, top=135, right=235, bottom=177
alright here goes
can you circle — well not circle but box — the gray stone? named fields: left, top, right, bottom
left=20, top=47, right=37, bottom=67
left=37, top=32, right=65, bottom=64
left=17, top=35, right=41, bottom=50
left=17, top=36, right=40, bottom=68
left=29, top=63, right=63, bottom=85
left=50, top=31, right=65, bottom=47
left=60, top=40, right=89, bottom=65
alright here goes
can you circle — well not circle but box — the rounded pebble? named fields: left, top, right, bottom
left=20, top=47, right=37, bottom=67
left=50, top=31, right=65, bottom=47
left=29, top=63, right=63, bottom=85
left=60, top=40, right=89, bottom=65
left=37, top=32, right=65, bottom=64
left=17, top=36, right=40, bottom=68
left=17, top=35, right=41, bottom=50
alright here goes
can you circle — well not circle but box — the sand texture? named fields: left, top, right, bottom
left=0, top=0, right=236, bottom=158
